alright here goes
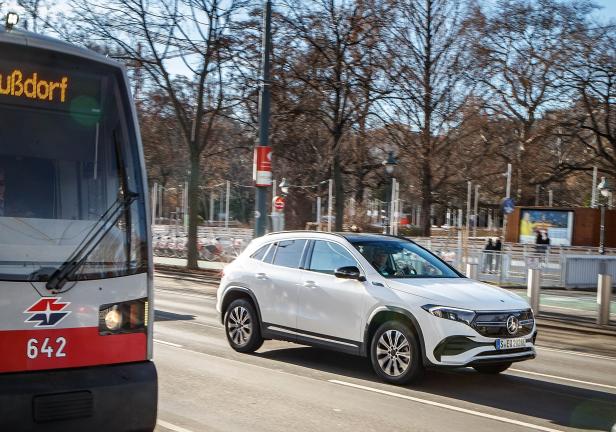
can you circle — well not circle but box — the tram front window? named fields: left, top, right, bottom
left=0, top=54, right=147, bottom=282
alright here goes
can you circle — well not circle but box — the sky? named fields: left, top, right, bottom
left=593, top=0, right=616, bottom=20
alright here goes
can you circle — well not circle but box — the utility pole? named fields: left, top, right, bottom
left=466, top=181, right=472, bottom=232
left=591, top=166, right=598, bottom=208
left=328, top=179, right=333, bottom=232
left=254, top=0, right=272, bottom=237
left=502, top=163, right=512, bottom=240
left=473, top=184, right=479, bottom=238
left=225, top=180, right=230, bottom=231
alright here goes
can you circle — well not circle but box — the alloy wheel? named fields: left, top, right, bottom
left=227, top=305, right=252, bottom=346
left=376, top=329, right=411, bottom=377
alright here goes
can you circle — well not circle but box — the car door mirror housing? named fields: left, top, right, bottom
left=334, top=266, right=365, bottom=281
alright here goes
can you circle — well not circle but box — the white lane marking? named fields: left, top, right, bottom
left=536, top=346, right=616, bottom=361
left=157, top=419, right=195, bottom=432
left=508, top=369, right=616, bottom=391
left=328, top=380, right=565, bottom=432
left=153, top=339, right=183, bottom=348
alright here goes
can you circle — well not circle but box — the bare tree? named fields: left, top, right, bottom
left=469, top=0, right=596, bottom=204
left=71, top=0, right=248, bottom=268
left=565, top=25, right=616, bottom=177
left=382, top=0, right=475, bottom=236
left=277, top=0, right=386, bottom=230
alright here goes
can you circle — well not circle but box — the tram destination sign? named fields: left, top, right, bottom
left=0, top=61, right=102, bottom=114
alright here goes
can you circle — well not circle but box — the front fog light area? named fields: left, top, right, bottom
left=422, top=305, right=476, bottom=326
left=99, top=298, right=148, bottom=335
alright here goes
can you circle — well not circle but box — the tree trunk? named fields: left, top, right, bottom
left=186, top=154, right=201, bottom=269
left=420, top=159, right=432, bottom=237
left=333, top=152, right=344, bottom=231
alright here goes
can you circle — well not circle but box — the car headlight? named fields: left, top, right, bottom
left=422, top=305, right=476, bottom=326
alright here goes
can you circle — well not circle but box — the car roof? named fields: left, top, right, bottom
left=263, top=231, right=411, bottom=243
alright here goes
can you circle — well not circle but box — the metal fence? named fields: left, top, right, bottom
left=413, top=237, right=616, bottom=288
left=151, top=225, right=615, bottom=285
left=152, top=225, right=253, bottom=263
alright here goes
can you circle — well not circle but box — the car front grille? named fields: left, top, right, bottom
left=472, top=309, right=534, bottom=338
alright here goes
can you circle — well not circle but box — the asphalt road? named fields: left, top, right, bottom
left=152, top=273, right=616, bottom=432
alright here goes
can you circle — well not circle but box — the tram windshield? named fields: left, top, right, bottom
left=0, top=46, right=147, bottom=282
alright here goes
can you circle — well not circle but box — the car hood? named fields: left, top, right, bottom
left=387, top=278, right=529, bottom=311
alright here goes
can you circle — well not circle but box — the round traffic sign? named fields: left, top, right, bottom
left=273, top=195, right=285, bottom=211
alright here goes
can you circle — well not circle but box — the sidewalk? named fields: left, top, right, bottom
left=154, top=256, right=226, bottom=270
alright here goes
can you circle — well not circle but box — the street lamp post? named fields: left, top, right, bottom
left=383, top=151, right=398, bottom=235
left=597, top=177, right=613, bottom=255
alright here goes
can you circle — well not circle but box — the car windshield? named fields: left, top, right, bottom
left=350, top=238, right=460, bottom=279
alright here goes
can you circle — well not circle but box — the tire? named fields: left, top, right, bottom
left=224, top=298, right=264, bottom=353
left=472, top=362, right=512, bottom=374
left=370, top=321, right=424, bottom=385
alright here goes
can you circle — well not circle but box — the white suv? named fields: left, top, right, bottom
left=216, top=232, right=536, bottom=384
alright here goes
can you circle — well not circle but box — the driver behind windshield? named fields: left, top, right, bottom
left=371, top=249, right=395, bottom=277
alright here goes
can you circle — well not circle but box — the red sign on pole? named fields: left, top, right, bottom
left=253, top=146, right=272, bottom=186
left=273, top=195, right=285, bottom=211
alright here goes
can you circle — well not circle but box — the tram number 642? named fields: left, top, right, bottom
left=27, top=337, right=67, bottom=359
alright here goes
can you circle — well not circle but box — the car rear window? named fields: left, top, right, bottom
left=272, top=239, right=307, bottom=269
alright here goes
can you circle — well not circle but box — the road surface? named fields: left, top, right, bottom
left=152, top=273, right=616, bottom=432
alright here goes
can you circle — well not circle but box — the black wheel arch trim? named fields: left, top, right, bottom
left=220, top=286, right=263, bottom=326
left=362, top=306, right=431, bottom=366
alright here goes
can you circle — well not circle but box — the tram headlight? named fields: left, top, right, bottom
left=104, top=307, right=123, bottom=331
left=99, top=298, right=148, bottom=335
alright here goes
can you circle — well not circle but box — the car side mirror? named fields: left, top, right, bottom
left=334, top=266, right=365, bottom=281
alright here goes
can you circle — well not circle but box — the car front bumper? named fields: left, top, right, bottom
left=416, top=311, right=537, bottom=367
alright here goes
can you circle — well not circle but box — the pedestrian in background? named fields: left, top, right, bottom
left=483, top=238, right=494, bottom=273
left=494, top=238, right=502, bottom=273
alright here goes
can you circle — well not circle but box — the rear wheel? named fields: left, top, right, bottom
left=472, top=362, right=512, bottom=374
left=370, top=321, right=423, bottom=385
left=224, top=299, right=263, bottom=353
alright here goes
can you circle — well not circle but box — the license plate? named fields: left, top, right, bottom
left=495, top=338, right=526, bottom=350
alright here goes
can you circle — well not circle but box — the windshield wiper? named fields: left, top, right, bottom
left=44, top=191, right=139, bottom=292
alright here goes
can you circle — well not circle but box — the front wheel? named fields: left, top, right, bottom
left=472, top=362, right=512, bottom=374
left=224, top=299, right=264, bottom=353
left=370, top=321, right=424, bottom=385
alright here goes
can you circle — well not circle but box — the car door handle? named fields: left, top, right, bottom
left=303, top=281, right=317, bottom=288
left=256, top=273, right=268, bottom=280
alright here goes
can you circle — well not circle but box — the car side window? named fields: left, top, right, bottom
left=308, top=241, right=358, bottom=275
left=250, top=244, right=270, bottom=261
left=272, top=239, right=307, bottom=268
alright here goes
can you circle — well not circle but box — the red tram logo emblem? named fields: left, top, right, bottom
left=24, top=298, right=71, bottom=327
